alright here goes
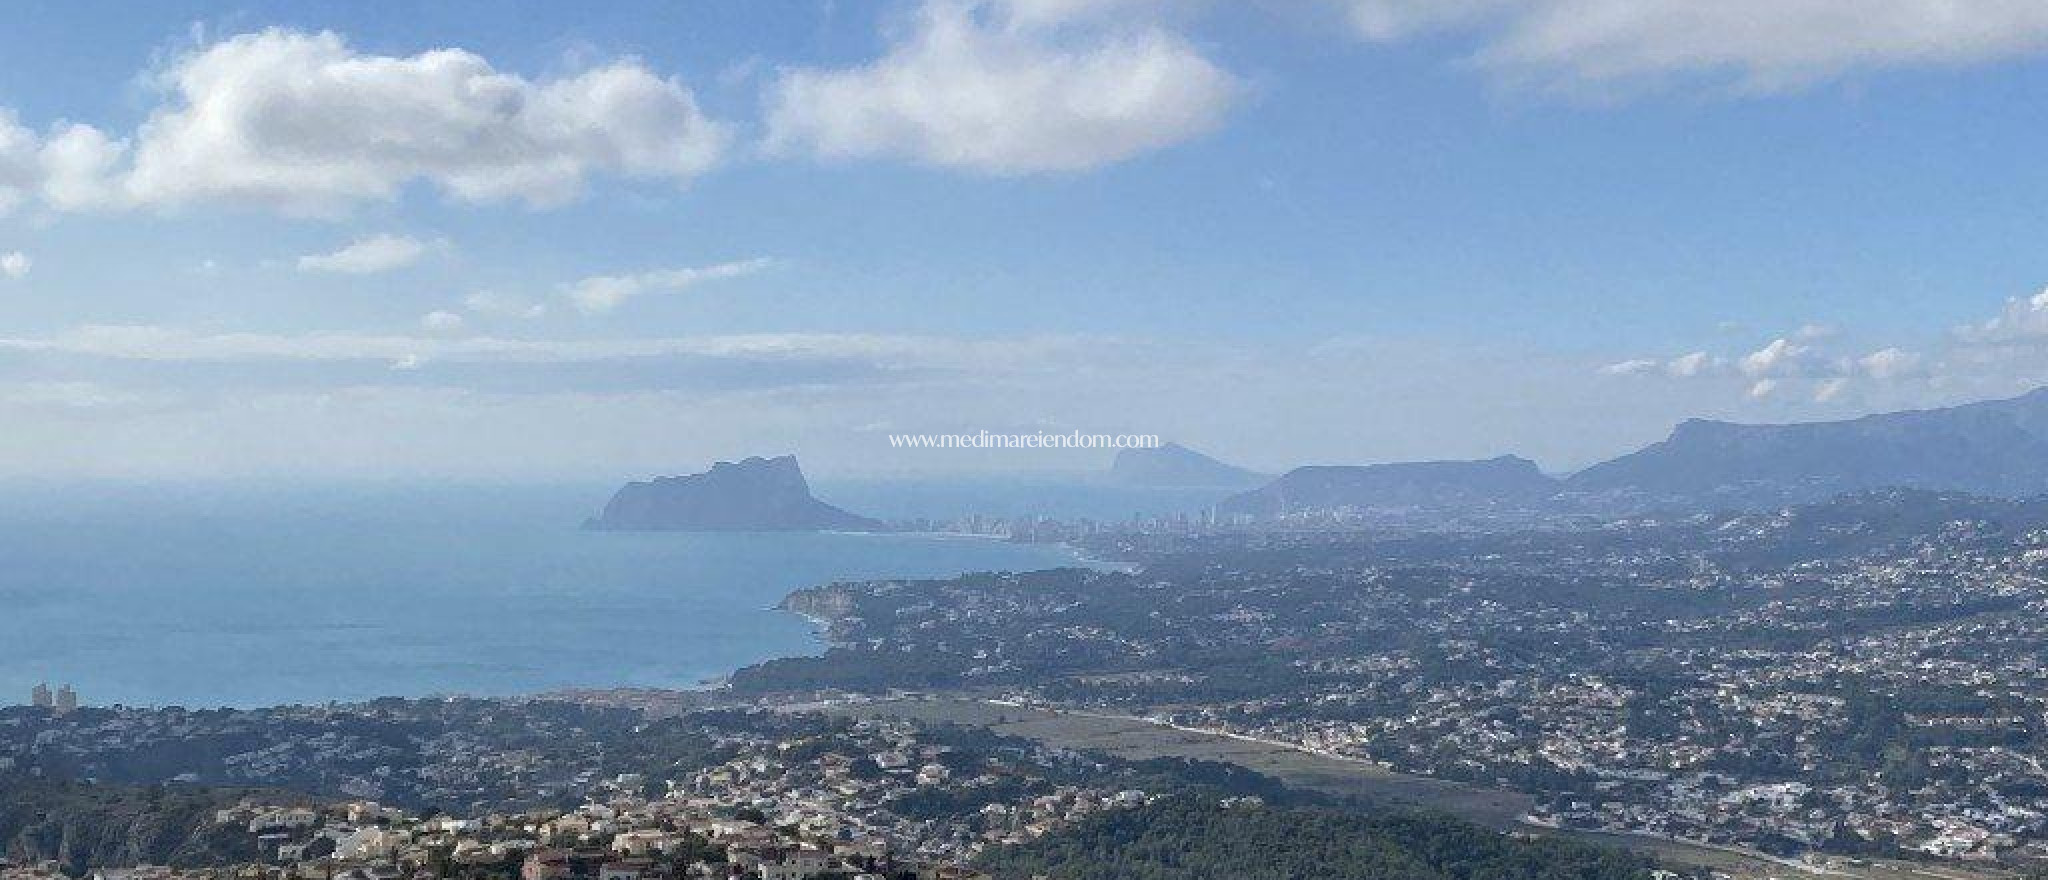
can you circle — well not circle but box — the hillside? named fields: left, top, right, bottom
left=977, top=798, right=1658, bottom=880
left=1566, top=388, right=2048, bottom=508
left=0, top=776, right=275, bottom=875
left=1218, top=455, right=1557, bottom=518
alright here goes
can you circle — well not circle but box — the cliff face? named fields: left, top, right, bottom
left=777, top=585, right=862, bottom=643
left=588, top=455, right=884, bottom=532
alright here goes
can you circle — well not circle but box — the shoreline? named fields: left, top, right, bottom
left=6, top=526, right=1089, bottom=713
left=761, top=533, right=1123, bottom=655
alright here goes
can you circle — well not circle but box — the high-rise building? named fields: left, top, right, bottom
left=54, top=684, right=77, bottom=714
left=30, top=683, right=51, bottom=708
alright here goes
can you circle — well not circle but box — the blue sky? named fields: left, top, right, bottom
left=3, top=0, right=2048, bottom=479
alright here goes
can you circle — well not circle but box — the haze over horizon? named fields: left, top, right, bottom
left=7, top=1, right=2048, bottom=480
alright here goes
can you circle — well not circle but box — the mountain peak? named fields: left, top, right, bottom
left=587, top=455, right=882, bottom=532
left=1109, top=442, right=1265, bottom=488
left=1567, top=387, right=2048, bottom=507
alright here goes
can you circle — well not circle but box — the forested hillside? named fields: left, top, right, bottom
left=977, top=798, right=1664, bottom=880
left=0, top=775, right=274, bottom=875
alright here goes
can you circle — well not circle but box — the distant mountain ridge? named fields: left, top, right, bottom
left=1218, top=387, right=2048, bottom=518
left=1565, top=387, right=2048, bottom=507
left=1219, top=455, right=1556, bottom=517
left=1109, top=442, right=1266, bottom=488
left=588, top=455, right=884, bottom=532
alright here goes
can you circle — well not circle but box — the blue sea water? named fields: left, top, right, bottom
left=0, top=482, right=1128, bottom=709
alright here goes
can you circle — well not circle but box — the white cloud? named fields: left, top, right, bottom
left=565, top=257, right=775, bottom=314
left=0, top=251, right=28, bottom=279
left=298, top=234, right=431, bottom=274
left=1596, top=351, right=1732, bottom=381
left=0, top=111, right=40, bottom=214
left=1599, top=358, right=1658, bottom=376
left=37, top=123, right=126, bottom=211
left=1738, top=337, right=1828, bottom=378
left=4, top=29, right=727, bottom=215
left=420, top=310, right=465, bottom=333
left=462, top=291, right=547, bottom=320
left=764, top=0, right=1238, bottom=173
left=1857, top=347, right=1924, bottom=380
left=1338, top=0, right=2048, bottom=91
left=1594, top=288, right=2048, bottom=406
left=1964, top=286, right=2048, bottom=342
left=1664, top=351, right=1716, bottom=378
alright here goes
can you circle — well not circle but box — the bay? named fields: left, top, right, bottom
left=0, top=482, right=1101, bottom=709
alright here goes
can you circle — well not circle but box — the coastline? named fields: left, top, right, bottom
left=695, top=533, right=1124, bottom=700
left=568, top=532, right=1108, bottom=701
left=860, top=529, right=1134, bottom=572
left=761, top=532, right=1123, bottom=649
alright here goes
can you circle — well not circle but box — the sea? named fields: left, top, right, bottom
left=0, top=479, right=1229, bottom=709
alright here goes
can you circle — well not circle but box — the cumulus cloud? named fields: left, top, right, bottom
left=1594, top=320, right=1953, bottom=408
left=1964, top=287, right=2048, bottom=342
left=1857, top=347, right=1924, bottom=380
left=764, top=0, right=1238, bottom=173
left=1738, top=337, right=1831, bottom=378
left=1, top=29, right=728, bottom=215
left=298, top=234, right=431, bottom=274
left=1337, top=0, right=2048, bottom=91
left=1664, top=351, right=1717, bottom=378
left=37, top=123, right=126, bottom=211
left=565, top=257, right=775, bottom=315
left=0, top=252, right=28, bottom=279
left=0, top=112, right=40, bottom=214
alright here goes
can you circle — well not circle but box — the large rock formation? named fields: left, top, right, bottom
left=1108, top=442, right=1266, bottom=488
left=587, top=455, right=884, bottom=532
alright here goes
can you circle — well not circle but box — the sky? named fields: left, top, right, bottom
left=3, top=0, right=2048, bottom=480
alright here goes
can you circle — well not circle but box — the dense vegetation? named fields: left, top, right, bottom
left=0, top=700, right=763, bottom=812
left=0, top=775, right=284, bottom=875
left=977, top=798, right=1663, bottom=880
